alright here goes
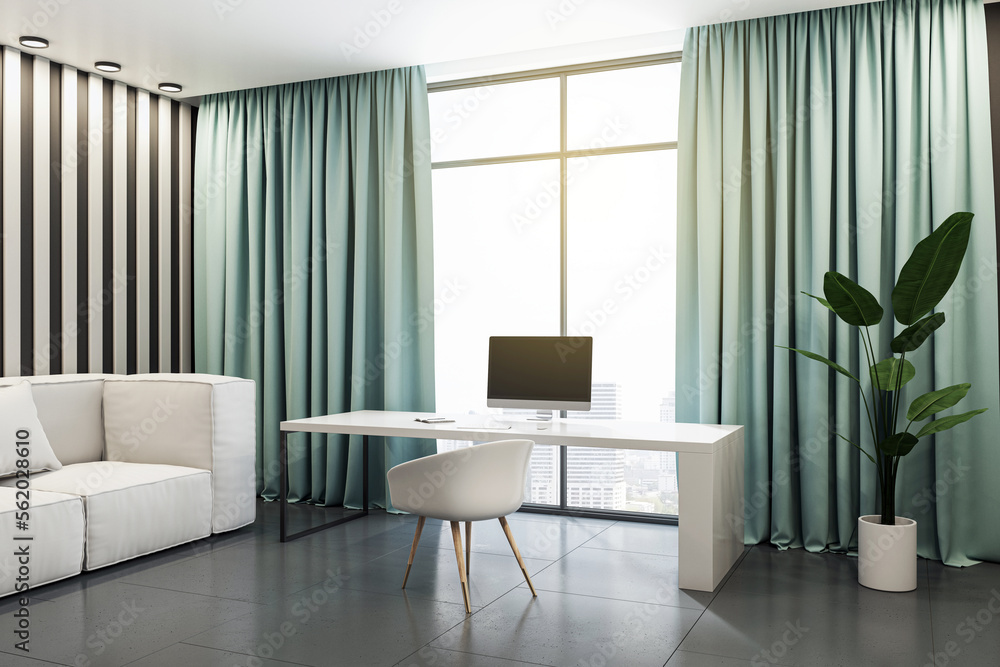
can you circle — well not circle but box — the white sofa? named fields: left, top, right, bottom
left=0, top=373, right=256, bottom=597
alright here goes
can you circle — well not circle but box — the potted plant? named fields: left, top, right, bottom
left=783, top=212, right=988, bottom=592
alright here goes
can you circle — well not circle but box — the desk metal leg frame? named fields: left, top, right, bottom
left=280, top=431, right=370, bottom=542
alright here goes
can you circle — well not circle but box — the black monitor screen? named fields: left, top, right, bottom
left=487, top=336, right=593, bottom=409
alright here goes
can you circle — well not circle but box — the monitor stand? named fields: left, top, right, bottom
left=526, top=410, right=553, bottom=422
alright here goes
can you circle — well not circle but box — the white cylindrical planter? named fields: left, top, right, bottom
left=858, top=515, right=917, bottom=592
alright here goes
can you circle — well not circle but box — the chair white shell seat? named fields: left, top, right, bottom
left=388, top=438, right=533, bottom=522
left=387, top=439, right=537, bottom=613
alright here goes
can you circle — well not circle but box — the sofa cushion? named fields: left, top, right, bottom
left=0, top=374, right=117, bottom=465
left=12, top=462, right=213, bottom=570
left=103, top=374, right=256, bottom=532
left=0, top=382, right=63, bottom=475
left=0, top=487, right=85, bottom=596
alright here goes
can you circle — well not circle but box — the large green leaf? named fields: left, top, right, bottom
left=777, top=346, right=859, bottom=382
left=880, top=432, right=919, bottom=457
left=890, top=312, right=946, bottom=354
left=906, top=383, right=971, bottom=421
left=823, top=272, right=884, bottom=327
left=915, top=408, right=989, bottom=438
left=870, top=357, right=916, bottom=391
left=892, top=212, right=973, bottom=325
left=802, top=291, right=834, bottom=312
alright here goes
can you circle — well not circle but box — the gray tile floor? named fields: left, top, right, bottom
left=2, top=499, right=999, bottom=666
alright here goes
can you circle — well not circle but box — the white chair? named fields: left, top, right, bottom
left=387, top=439, right=537, bottom=613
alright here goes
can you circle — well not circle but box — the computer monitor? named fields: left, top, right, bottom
left=486, top=336, right=593, bottom=412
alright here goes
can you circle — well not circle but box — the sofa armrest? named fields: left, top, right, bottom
left=102, top=373, right=256, bottom=532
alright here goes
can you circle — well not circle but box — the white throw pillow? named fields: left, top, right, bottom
left=0, top=382, right=63, bottom=476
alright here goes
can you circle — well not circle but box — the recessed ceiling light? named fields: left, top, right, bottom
left=158, top=82, right=182, bottom=93
left=19, top=36, right=49, bottom=49
left=95, top=61, right=121, bottom=73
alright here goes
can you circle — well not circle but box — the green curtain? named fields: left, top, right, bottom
left=677, top=0, right=1000, bottom=565
left=193, top=66, right=436, bottom=509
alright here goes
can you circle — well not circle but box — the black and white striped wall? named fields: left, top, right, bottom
left=0, top=46, right=195, bottom=376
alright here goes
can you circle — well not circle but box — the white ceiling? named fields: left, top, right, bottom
left=0, top=0, right=870, bottom=101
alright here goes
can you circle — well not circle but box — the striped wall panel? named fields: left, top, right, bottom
left=0, top=46, right=195, bottom=376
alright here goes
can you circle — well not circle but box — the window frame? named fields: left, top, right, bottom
left=429, top=52, right=682, bottom=526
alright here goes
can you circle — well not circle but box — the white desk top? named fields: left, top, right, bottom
left=280, top=410, right=742, bottom=454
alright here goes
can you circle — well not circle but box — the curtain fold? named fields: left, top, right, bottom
left=677, top=0, right=1000, bottom=565
left=193, top=66, right=436, bottom=509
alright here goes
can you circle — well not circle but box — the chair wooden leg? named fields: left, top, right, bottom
left=465, top=521, right=472, bottom=577
left=450, top=521, right=472, bottom=613
left=499, top=516, right=537, bottom=597
left=401, top=516, right=426, bottom=589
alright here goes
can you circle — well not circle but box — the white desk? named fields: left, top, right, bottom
left=279, top=410, right=745, bottom=592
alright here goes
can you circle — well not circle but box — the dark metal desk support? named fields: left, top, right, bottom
left=280, top=431, right=370, bottom=542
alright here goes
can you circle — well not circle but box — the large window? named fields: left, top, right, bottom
left=429, top=56, right=681, bottom=518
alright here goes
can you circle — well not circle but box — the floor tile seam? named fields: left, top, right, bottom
left=112, top=543, right=240, bottom=577
left=113, top=578, right=274, bottom=607
left=335, top=564, right=535, bottom=610
left=15, top=591, right=68, bottom=603
left=666, top=647, right=798, bottom=666
left=709, top=545, right=753, bottom=603
left=408, top=543, right=556, bottom=564
left=341, top=542, right=553, bottom=568
left=509, top=515, right=621, bottom=529
left=712, top=581, right=936, bottom=610
left=517, top=524, right=618, bottom=575
left=0, top=649, right=71, bottom=666
left=420, top=577, right=546, bottom=644
left=187, top=533, right=260, bottom=558
left=293, top=578, right=476, bottom=612
left=308, top=542, right=413, bottom=564
left=568, top=522, right=620, bottom=550
left=328, top=579, right=485, bottom=611
left=521, top=584, right=708, bottom=611
left=417, top=610, right=480, bottom=654
left=369, top=544, right=422, bottom=562
left=578, top=545, right=679, bottom=559
left=663, top=546, right=755, bottom=666
left=410, top=645, right=555, bottom=666
left=169, top=641, right=317, bottom=667
left=106, top=593, right=265, bottom=658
